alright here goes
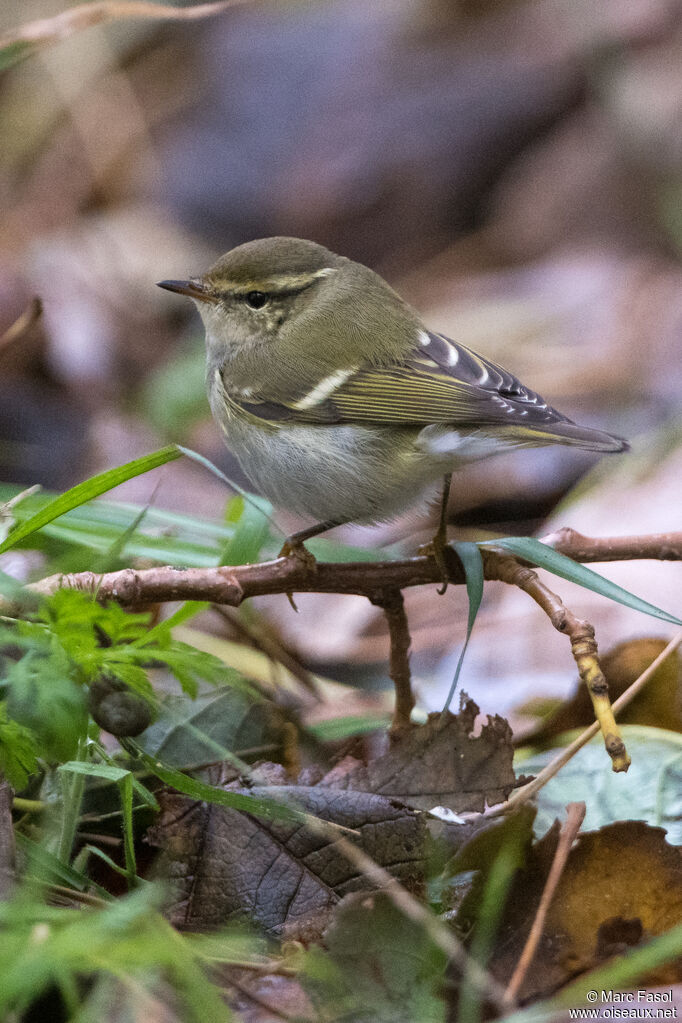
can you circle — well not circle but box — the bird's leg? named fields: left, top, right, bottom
left=278, top=519, right=346, bottom=612
left=418, top=473, right=452, bottom=594
left=278, top=519, right=344, bottom=562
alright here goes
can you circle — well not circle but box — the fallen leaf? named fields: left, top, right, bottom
left=147, top=770, right=427, bottom=936
left=486, top=822, right=682, bottom=1000
left=301, top=891, right=447, bottom=1023
left=521, top=726, right=682, bottom=843
left=137, top=687, right=290, bottom=768
left=325, top=696, right=515, bottom=812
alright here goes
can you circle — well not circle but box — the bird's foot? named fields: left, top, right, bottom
left=278, top=538, right=317, bottom=570
left=278, top=539, right=317, bottom=612
left=417, top=532, right=451, bottom=595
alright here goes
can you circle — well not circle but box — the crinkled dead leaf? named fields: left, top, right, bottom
left=323, top=696, right=515, bottom=812
left=486, top=822, right=682, bottom=1001
left=147, top=768, right=427, bottom=936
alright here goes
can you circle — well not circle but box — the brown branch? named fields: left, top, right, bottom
left=2, top=528, right=678, bottom=768
left=369, top=590, right=414, bottom=733
left=2, top=555, right=462, bottom=611
left=485, top=552, right=630, bottom=772
left=5, top=525, right=681, bottom=612
left=504, top=801, right=586, bottom=1004
left=541, top=527, right=682, bottom=563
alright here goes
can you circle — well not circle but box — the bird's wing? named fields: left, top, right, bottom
left=228, top=331, right=626, bottom=451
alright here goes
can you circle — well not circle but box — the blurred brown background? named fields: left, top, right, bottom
left=1, top=0, right=681, bottom=721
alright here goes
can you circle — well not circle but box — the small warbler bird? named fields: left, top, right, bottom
left=158, top=237, right=627, bottom=563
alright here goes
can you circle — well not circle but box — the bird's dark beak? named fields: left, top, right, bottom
left=156, top=279, right=218, bottom=304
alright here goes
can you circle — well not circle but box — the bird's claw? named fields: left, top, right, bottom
left=278, top=539, right=317, bottom=570
left=418, top=535, right=450, bottom=594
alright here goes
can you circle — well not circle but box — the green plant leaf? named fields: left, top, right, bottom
left=125, top=741, right=305, bottom=825
left=0, top=446, right=181, bottom=555
left=220, top=494, right=272, bottom=565
left=307, top=713, right=392, bottom=742
left=60, top=761, right=137, bottom=885
left=0, top=882, right=240, bottom=1021
left=6, top=654, right=88, bottom=764
left=0, top=704, right=39, bottom=790
left=518, top=726, right=682, bottom=843
left=15, top=833, right=112, bottom=898
left=0, top=40, right=32, bottom=71
left=481, top=536, right=681, bottom=626
left=0, top=482, right=386, bottom=567
left=442, top=542, right=484, bottom=714
left=137, top=687, right=287, bottom=768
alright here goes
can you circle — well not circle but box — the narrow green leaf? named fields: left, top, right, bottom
left=81, top=844, right=139, bottom=883
left=119, top=772, right=137, bottom=887
left=441, top=542, right=484, bottom=715
left=60, top=762, right=138, bottom=885
left=0, top=446, right=181, bottom=555
left=59, top=761, right=130, bottom=783
left=132, top=601, right=210, bottom=648
left=126, top=742, right=304, bottom=824
left=481, top=536, right=682, bottom=626
left=178, top=444, right=282, bottom=538
left=307, top=713, right=392, bottom=742
left=220, top=494, right=272, bottom=565
left=15, top=833, right=112, bottom=898
left=0, top=40, right=33, bottom=71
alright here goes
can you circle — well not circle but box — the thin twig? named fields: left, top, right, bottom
left=369, top=589, right=414, bottom=733
left=541, top=527, right=682, bottom=563
left=211, top=604, right=320, bottom=697
left=492, top=630, right=682, bottom=815
left=0, top=299, right=42, bottom=353
left=44, top=883, right=109, bottom=908
left=503, top=802, right=586, bottom=1004
left=0, top=1, right=247, bottom=52
left=485, top=552, right=629, bottom=772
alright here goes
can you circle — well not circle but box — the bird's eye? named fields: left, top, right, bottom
left=245, top=291, right=268, bottom=309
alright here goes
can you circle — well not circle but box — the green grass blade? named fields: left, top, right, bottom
left=15, top=833, right=112, bottom=899
left=177, top=444, right=282, bottom=537
left=220, top=494, right=272, bottom=565
left=441, top=542, right=484, bottom=715
left=124, top=742, right=304, bottom=824
left=0, top=446, right=181, bottom=555
left=481, top=536, right=681, bottom=626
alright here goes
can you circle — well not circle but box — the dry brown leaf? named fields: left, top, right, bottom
left=487, top=821, right=682, bottom=1000
left=147, top=770, right=427, bottom=937
left=323, top=696, right=515, bottom=813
